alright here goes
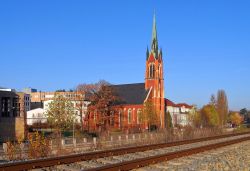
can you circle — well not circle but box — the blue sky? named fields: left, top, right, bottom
left=0, top=0, right=249, bottom=110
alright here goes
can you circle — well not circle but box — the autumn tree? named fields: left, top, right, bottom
left=79, top=80, right=119, bottom=133
left=143, top=101, right=159, bottom=131
left=228, top=112, right=243, bottom=126
left=45, top=94, right=76, bottom=136
left=216, top=90, right=229, bottom=126
left=188, top=109, right=201, bottom=128
left=200, top=104, right=219, bottom=127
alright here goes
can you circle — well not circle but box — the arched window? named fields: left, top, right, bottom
left=148, top=66, right=151, bottom=78
left=118, top=110, right=122, bottom=128
left=149, top=64, right=155, bottom=78
left=149, top=64, right=152, bottom=78
left=128, top=109, right=132, bottom=124
left=94, top=111, right=97, bottom=121
left=159, top=64, right=161, bottom=77
left=137, top=109, right=142, bottom=124
left=110, top=111, right=114, bottom=126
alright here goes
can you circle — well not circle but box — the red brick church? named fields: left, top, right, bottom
left=88, top=14, right=167, bottom=131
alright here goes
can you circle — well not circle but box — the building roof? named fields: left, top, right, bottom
left=165, top=99, right=176, bottom=107
left=0, top=87, right=15, bottom=92
left=175, top=103, right=193, bottom=109
left=112, top=83, right=148, bottom=105
left=165, top=99, right=193, bottom=109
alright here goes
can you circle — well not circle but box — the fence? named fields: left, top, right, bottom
left=0, top=127, right=232, bottom=161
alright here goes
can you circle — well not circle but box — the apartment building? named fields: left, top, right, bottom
left=0, top=88, right=26, bottom=141
left=31, top=91, right=84, bottom=102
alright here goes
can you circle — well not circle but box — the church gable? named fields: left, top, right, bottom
left=148, top=53, right=156, bottom=62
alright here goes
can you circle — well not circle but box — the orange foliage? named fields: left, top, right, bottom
left=229, top=112, right=243, bottom=126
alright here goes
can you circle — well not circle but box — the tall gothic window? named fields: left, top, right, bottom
left=110, top=111, right=114, bottom=126
left=137, top=109, right=142, bottom=124
left=128, top=109, right=132, bottom=124
left=148, top=66, right=151, bottom=78
left=118, top=110, right=122, bottom=128
left=149, top=64, right=155, bottom=78
left=159, top=64, right=161, bottom=77
left=94, top=111, right=97, bottom=121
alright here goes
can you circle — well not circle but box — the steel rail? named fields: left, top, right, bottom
left=0, top=131, right=250, bottom=171
left=85, top=136, right=250, bottom=171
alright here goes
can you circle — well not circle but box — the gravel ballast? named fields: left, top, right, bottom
left=136, top=140, right=250, bottom=171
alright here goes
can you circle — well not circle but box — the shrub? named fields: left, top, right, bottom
left=27, top=131, right=51, bottom=159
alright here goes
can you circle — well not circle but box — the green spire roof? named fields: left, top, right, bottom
left=151, top=12, right=158, bottom=51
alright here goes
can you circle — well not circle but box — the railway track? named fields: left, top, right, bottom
left=0, top=131, right=250, bottom=171
left=84, top=135, right=250, bottom=171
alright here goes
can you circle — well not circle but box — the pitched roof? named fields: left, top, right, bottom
left=175, top=103, right=193, bottom=109
left=165, top=99, right=176, bottom=107
left=165, top=99, right=193, bottom=109
left=111, top=83, right=148, bottom=105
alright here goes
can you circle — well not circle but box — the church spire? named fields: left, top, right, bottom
left=151, top=12, right=158, bottom=51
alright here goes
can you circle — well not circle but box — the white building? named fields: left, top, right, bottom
left=26, top=108, right=46, bottom=125
left=165, top=99, right=194, bottom=126
left=26, top=92, right=90, bottom=126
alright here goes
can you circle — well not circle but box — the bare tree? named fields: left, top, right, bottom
left=209, top=94, right=216, bottom=106
left=72, top=90, right=86, bottom=131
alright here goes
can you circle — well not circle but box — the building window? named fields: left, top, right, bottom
left=13, top=98, right=19, bottom=117
left=137, top=109, right=142, bottom=124
left=128, top=109, right=132, bottom=124
left=118, top=110, right=122, bottom=128
left=110, top=111, right=114, bottom=126
left=94, top=111, right=97, bottom=121
left=1, top=97, right=10, bottom=117
left=149, top=63, right=155, bottom=78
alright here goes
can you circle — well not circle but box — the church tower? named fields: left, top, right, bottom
left=145, top=13, right=165, bottom=128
